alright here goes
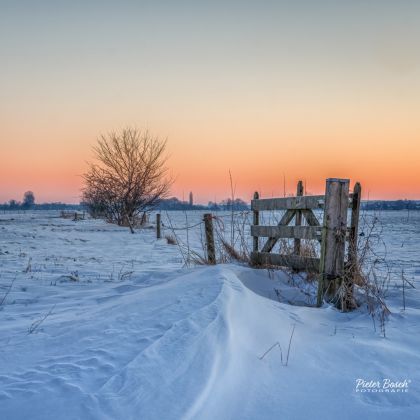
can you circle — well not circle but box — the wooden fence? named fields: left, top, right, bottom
left=251, top=178, right=361, bottom=308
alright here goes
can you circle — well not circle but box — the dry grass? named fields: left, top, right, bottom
left=330, top=212, right=392, bottom=331
left=28, top=305, right=55, bottom=334
left=0, top=276, right=16, bottom=306
left=220, top=239, right=249, bottom=264
left=165, top=234, right=177, bottom=245
left=212, top=211, right=252, bottom=264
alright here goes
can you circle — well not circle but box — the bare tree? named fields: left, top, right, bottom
left=82, top=128, right=171, bottom=232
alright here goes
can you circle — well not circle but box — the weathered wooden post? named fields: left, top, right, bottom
left=293, top=181, right=304, bottom=256
left=253, top=191, right=259, bottom=253
left=348, top=182, right=361, bottom=268
left=343, top=182, right=362, bottom=310
left=317, top=178, right=350, bottom=307
left=156, top=213, right=161, bottom=239
left=203, top=213, right=216, bottom=264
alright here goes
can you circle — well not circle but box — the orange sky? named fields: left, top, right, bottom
left=1, top=1, right=419, bottom=204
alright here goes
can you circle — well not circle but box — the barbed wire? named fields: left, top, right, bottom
left=211, top=211, right=251, bottom=218
left=159, top=211, right=251, bottom=231
left=161, top=220, right=204, bottom=231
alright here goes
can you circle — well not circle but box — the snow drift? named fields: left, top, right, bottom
left=0, top=212, right=419, bottom=419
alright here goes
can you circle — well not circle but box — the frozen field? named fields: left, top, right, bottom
left=0, top=210, right=419, bottom=419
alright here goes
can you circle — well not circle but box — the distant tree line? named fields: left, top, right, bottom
left=1, top=193, right=249, bottom=213
left=155, top=197, right=249, bottom=211
left=0, top=191, right=82, bottom=211
left=362, top=200, right=420, bottom=211
left=156, top=197, right=207, bottom=210
left=4, top=192, right=418, bottom=213
left=2, top=191, right=36, bottom=210
left=207, top=198, right=249, bottom=211
left=1, top=202, right=81, bottom=211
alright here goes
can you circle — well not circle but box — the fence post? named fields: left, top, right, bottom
left=156, top=213, right=161, bottom=239
left=344, top=182, right=362, bottom=309
left=253, top=191, right=259, bottom=253
left=203, top=213, right=216, bottom=264
left=317, top=178, right=350, bottom=307
left=293, top=181, right=304, bottom=256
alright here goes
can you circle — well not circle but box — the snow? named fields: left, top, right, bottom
left=0, top=211, right=419, bottom=419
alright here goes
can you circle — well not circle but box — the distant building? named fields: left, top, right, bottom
left=189, top=192, right=193, bottom=207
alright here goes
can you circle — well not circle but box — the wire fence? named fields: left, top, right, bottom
left=153, top=208, right=419, bottom=287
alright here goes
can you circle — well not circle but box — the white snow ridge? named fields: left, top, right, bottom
left=0, top=211, right=419, bottom=420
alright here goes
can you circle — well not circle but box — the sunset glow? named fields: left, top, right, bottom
left=1, top=1, right=419, bottom=203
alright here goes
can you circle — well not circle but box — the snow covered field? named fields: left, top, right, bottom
left=0, top=210, right=419, bottom=420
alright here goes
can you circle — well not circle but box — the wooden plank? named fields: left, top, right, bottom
left=347, top=182, right=361, bottom=265
left=261, top=209, right=295, bottom=252
left=251, top=195, right=324, bottom=211
left=251, top=225, right=321, bottom=240
left=345, top=182, right=361, bottom=311
left=294, top=181, right=304, bottom=255
left=252, top=191, right=259, bottom=252
left=301, top=209, right=320, bottom=226
left=251, top=252, right=320, bottom=272
left=317, top=178, right=350, bottom=307
left=252, top=195, right=353, bottom=211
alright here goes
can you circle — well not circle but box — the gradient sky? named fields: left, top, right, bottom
left=1, top=0, right=419, bottom=203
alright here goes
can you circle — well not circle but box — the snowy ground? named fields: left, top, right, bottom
left=0, top=211, right=419, bottom=419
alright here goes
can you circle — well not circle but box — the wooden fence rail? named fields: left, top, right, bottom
left=251, top=225, right=322, bottom=240
left=251, top=194, right=355, bottom=212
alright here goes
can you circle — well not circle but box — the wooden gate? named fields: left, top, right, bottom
left=251, top=178, right=361, bottom=308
